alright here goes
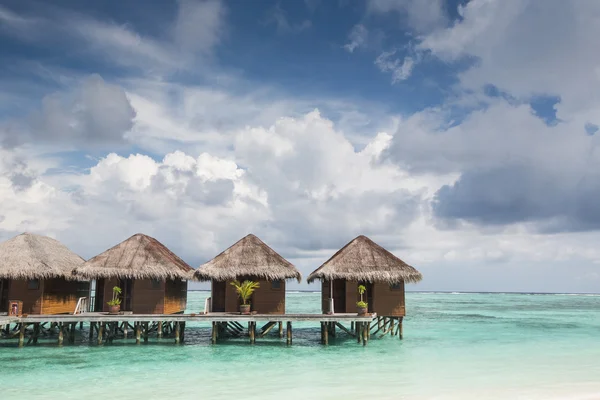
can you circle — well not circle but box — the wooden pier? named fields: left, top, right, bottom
left=0, top=313, right=382, bottom=347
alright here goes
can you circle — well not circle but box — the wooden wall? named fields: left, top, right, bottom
left=164, top=279, right=187, bottom=314
left=8, top=279, right=43, bottom=314
left=219, top=278, right=286, bottom=314
left=100, top=278, right=187, bottom=314
left=132, top=279, right=164, bottom=314
left=41, top=278, right=88, bottom=314
left=252, top=280, right=285, bottom=314
left=372, top=281, right=405, bottom=317
left=319, top=279, right=406, bottom=316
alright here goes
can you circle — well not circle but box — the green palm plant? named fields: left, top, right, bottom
left=356, top=284, right=367, bottom=308
left=230, top=280, right=260, bottom=305
left=106, top=286, right=122, bottom=306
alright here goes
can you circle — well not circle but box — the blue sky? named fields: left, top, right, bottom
left=1, top=0, right=600, bottom=293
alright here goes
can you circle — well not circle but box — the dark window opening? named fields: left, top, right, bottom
left=151, top=279, right=162, bottom=289
left=271, top=280, right=282, bottom=290
left=28, top=279, right=40, bottom=290
left=390, top=282, right=402, bottom=290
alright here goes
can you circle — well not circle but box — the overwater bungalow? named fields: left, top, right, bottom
left=0, top=233, right=88, bottom=315
left=73, top=233, right=193, bottom=314
left=194, top=234, right=301, bottom=314
left=307, top=235, right=422, bottom=335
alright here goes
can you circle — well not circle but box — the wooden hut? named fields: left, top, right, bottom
left=73, top=233, right=193, bottom=314
left=307, top=235, right=422, bottom=335
left=194, top=234, right=301, bottom=314
left=0, top=233, right=88, bottom=315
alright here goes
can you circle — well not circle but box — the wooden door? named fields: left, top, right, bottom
left=94, top=279, right=105, bottom=312
left=211, top=281, right=226, bottom=312
left=332, top=280, right=346, bottom=313
left=120, top=279, right=133, bottom=311
left=0, top=279, right=9, bottom=312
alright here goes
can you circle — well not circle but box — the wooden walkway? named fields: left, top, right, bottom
left=1, top=313, right=382, bottom=347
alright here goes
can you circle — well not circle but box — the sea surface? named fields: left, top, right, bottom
left=1, top=291, right=600, bottom=399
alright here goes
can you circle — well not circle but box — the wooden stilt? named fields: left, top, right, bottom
left=212, top=322, right=217, bottom=344
left=123, top=321, right=128, bottom=339
left=390, top=318, right=395, bottom=337
left=357, top=322, right=362, bottom=343
left=366, top=321, right=370, bottom=340
left=135, top=322, right=141, bottom=344
left=33, top=323, right=40, bottom=344
left=330, top=322, right=336, bottom=338
left=98, top=323, right=104, bottom=345
left=174, top=322, right=180, bottom=344
left=278, top=321, right=283, bottom=338
left=249, top=322, right=255, bottom=344
left=286, top=321, right=292, bottom=345
left=18, top=323, right=25, bottom=347
left=79, top=321, right=83, bottom=330
left=351, top=321, right=355, bottom=331
left=320, top=322, right=325, bottom=344
left=157, top=321, right=163, bottom=338
left=399, top=317, right=403, bottom=339
left=335, top=322, right=356, bottom=337
left=180, top=322, right=186, bottom=343
left=143, top=322, right=149, bottom=343
left=259, top=322, right=277, bottom=337
left=69, top=322, right=76, bottom=344
left=362, top=323, right=368, bottom=346
left=58, top=323, right=64, bottom=346
left=89, top=322, right=95, bottom=341
left=323, top=322, right=329, bottom=345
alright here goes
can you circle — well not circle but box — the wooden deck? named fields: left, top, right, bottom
left=14, top=312, right=376, bottom=323
left=1, top=313, right=387, bottom=347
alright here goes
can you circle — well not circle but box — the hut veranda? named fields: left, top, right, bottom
left=194, top=234, right=301, bottom=314
left=308, top=235, right=423, bottom=337
left=73, top=233, right=193, bottom=314
left=0, top=233, right=88, bottom=315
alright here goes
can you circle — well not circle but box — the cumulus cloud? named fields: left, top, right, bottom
left=25, top=75, right=136, bottom=147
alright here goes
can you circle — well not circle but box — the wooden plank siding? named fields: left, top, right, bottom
left=218, top=278, right=286, bottom=314
left=8, top=279, right=43, bottom=314
left=319, top=279, right=406, bottom=317
left=164, top=279, right=187, bottom=314
left=40, top=278, right=87, bottom=315
left=100, top=278, right=187, bottom=314
left=132, top=279, right=165, bottom=314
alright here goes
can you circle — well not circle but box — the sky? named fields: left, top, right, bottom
left=1, top=0, right=600, bottom=293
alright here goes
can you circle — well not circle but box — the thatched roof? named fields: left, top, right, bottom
left=194, top=234, right=301, bottom=282
left=73, top=234, right=193, bottom=280
left=0, top=233, right=85, bottom=280
left=307, top=235, right=422, bottom=284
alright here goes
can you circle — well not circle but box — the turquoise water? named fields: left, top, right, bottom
left=1, top=291, right=600, bottom=399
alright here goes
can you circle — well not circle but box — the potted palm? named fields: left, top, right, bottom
left=230, top=280, right=260, bottom=314
left=356, top=284, right=368, bottom=316
left=106, top=286, right=122, bottom=315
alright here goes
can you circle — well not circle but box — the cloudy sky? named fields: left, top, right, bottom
left=1, top=0, right=600, bottom=293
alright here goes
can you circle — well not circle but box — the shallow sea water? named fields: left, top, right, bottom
left=1, top=291, right=600, bottom=399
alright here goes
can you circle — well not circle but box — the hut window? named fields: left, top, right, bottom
left=271, top=280, right=282, bottom=290
left=151, top=279, right=162, bottom=289
left=28, top=279, right=40, bottom=290
left=390, top=282, right=402, bottom=291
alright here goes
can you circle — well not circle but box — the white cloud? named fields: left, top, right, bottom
left=267, top=4, right=312, bottom=34
left=375, top=50, right=415, bottom=83
left=367, top=0, right=447, bottom=33
left=344, top=24, right=368, bottom=53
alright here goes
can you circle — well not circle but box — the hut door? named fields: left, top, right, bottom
left=332, top=280, right=346, bottom=313
left=211, top=281, right=226, bottom=312
left=94, top=279, right=105, bottom=312
left=0, top=279, right=8, bottom=312
left=120, top=279, right=133, bottom=311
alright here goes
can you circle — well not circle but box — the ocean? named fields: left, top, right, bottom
left=1, top=291, right=599, bottom=399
